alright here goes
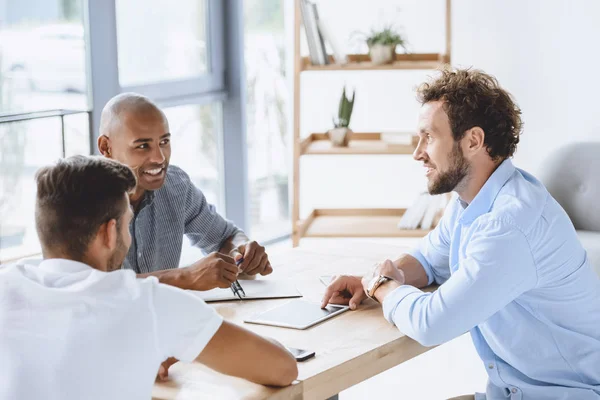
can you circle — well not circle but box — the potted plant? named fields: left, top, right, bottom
left=328, top=86, right=355, bottom=147
left=364, top=26, right=408, bottom=65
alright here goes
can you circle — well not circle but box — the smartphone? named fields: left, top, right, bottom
left=285, top=346, right=316, bottom=362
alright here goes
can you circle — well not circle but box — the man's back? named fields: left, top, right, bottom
left=457, top=163, right=600, bottom=397
left=0, top=259, right=222, bottom=400
left=478, top=166, right=600, bottom=394
left=402, top=159, right=600, bottom=397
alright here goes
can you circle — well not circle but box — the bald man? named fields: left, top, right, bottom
left=97, top=93, right=273, bottom=291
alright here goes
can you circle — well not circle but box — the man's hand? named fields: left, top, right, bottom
left=321, top=275, right=367, bottom=310
left=232, top=241, right=273, bottom=276
left=360, top=260, right=405, bottom=303
left=185, top=252, right=239, bottom=290
left=376, top=259, right=406, bottom=284
left=361, top=259, right=406, bottom=293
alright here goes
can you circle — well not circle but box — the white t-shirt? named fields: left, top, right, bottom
left=0, top=258, right=223, bottom=400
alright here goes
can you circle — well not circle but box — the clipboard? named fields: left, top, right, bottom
left=189, top=280, right=302, bottom=303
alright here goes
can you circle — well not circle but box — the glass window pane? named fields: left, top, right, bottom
left=64, top=112, right=91, bottom=157
left=116, top=0, right=208, bottom=86
left=0, top=114, right=89, bottom=263
left=163, top=102, right=222, bottom=266
left=0, top=0, right=88, bottom=114
left=244, top=0, right=290, bottom=241
left=163, top=103, right=222, bottom=210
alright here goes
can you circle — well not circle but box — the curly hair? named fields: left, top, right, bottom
left=416, top=68, right=522, bottom=161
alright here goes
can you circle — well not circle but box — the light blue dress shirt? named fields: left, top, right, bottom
left=382, top=159, right=600, bottom=399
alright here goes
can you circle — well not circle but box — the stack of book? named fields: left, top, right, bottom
left=398, top=193, right=449, bottom=230
left=299, top=0, right=348, bottom=65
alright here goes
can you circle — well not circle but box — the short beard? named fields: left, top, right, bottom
left=106, top=233, right=127, bottom=272
left=428, top=143, right=470, bottom=195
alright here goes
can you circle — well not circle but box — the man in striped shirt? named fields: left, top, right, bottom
left=97, top=93, right=272, bottom=291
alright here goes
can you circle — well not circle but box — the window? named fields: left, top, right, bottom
left=0, top=114, right=90, bottom=261
left=0, top=0, right=244, bottom=263
left=0, top=0, right=88, bottom=114
left=112, top=0, right=229, bottom=265
left=0, top=0, right=90, bottom=262
left=115, top=0, right=209, bottom=86
left=244, top=0, right=290, bottom=241
left=164, top=103, right=222, bottom=209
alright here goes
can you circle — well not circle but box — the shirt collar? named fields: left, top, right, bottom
left=458, top=158, right=516, bottom=224
left=38, top=258, right=93, bottom=274
left=138, top=190, right=156, bottom=212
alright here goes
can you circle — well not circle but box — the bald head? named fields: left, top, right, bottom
left=98, top=93, right=172, bottom=196
left=99, top=93, right=167, bottom=138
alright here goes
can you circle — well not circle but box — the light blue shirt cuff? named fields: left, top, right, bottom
left=382, top=284, right=423, bottom=324
left=407, top=248, right=434, bottom=286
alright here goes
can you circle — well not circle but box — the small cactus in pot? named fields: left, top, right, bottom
left=328, top=86, right=355, bottom=147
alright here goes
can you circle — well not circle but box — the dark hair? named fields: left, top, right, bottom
left=35, top=155, right=136, bottom=259
left=416, top=68, right=522, bottom=161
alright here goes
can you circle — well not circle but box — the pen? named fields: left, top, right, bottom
left=230, top=258, right=246, bottom=299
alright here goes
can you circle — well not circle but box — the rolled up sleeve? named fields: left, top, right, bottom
left=183, top=179, right=241, bottom=254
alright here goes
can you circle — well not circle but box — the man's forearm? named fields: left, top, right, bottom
left=393, top=254, right=429, bottom=288
left=219, top=230, right=250, bottom=256
left=137, top=268, right=189, bottom=290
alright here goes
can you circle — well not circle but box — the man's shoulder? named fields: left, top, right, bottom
left=485, top=170, right=549, bottom=233
left=164, top=164, right=192, bottom=186
left=156, top=165, right=197, bottom=198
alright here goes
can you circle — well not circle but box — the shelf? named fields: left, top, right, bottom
left=296, top=208, right=434, bottom=239
left=291, top=0, right=452, bottom=247
left=301, top=53, right=448, bottom=72
left=300, top=133, right=419, bottom=155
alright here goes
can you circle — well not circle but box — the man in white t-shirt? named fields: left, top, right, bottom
left=0, top=156, right=297, bottom=400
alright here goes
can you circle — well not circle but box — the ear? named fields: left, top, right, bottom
left=462, top=126, right=485, bottom=155
left=98, top=135, right=112, bottom=158
left=98, top=218, right=118, bottom=251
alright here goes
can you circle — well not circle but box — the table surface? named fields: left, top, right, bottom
left=152, top=241, right=433, bottom=400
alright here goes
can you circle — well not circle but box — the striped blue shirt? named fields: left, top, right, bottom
left=383, top=159, right=600, bottom=399
left=123, top=165, right=240, bottom=273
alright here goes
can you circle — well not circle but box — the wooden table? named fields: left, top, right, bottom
left=152, top=241, right=433, bottom=400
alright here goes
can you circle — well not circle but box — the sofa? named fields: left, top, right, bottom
left=538, top=142, right=600, bottom=277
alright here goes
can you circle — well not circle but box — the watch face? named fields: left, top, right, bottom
left=368, top=276, right=380, bottom=292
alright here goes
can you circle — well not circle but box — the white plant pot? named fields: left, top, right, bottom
left=369, top=44, right=395, bottom=65
left=327, top=127, right=352, bottom=147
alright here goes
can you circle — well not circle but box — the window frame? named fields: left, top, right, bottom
left=86, top=0, right=248, bottom=231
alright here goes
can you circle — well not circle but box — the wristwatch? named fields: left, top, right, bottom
left=366, top=275, right=391, bottom=302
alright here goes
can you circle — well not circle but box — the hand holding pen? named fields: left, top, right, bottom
left=230, top=258, right=246, bottom=299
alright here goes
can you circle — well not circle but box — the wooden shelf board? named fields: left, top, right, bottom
left=301, top=53, right=448, bottom=72
left=298, top=208, right=432, bottom=238
left=300, top=133, right=418, bottom=155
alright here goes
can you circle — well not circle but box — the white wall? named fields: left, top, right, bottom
left=453, top=0, right=600, bottom=173
left=295, top=0, right=600, bottom=217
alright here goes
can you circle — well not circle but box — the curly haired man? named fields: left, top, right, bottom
left=322, top=68, right=600, bottom=400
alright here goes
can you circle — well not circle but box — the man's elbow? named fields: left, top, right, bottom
left=270, top=356, right=298, bottom=387
left=411, top=331, right=442, bottom=347
left=402, top=324, right=447, bottom=347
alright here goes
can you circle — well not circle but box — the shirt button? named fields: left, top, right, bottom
left=511, top=388, right=517, bottom=394
left=138, top=252, right=142, bottom=257
left=488, top=364, right=494, bottom=369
